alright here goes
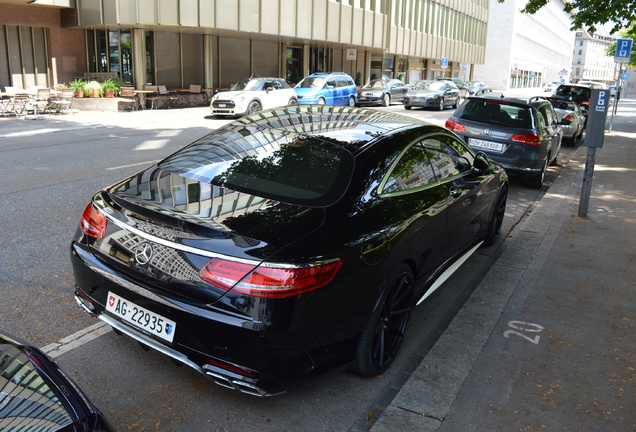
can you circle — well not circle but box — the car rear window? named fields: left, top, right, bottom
left=456, top=99, right=532, bottom=129
left=157, top=125, right=355, bottom=207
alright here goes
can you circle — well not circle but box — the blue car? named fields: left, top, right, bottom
left=294, top=72, right=357, bottom=106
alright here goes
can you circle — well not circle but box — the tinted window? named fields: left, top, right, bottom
left=157, top=129, right=355, bottom=207
left=457, top=100, right=532, bottom=128
left=422, top=136, right=472, bottom=179
left=383, top=143, right=438, bottom=194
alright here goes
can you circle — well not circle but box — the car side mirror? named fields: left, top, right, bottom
left=266, top=87, right=274, bottom=92
left=473, top=152, right=490, bottom=174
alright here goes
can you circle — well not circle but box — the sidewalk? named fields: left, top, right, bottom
left=370, top=97, right=636, bottom=431
left=0, top=106, right=217, bottom=138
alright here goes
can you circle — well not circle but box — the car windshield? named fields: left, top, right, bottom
left=466, top=81, right=480, bottom=86
left=157, top=123, right=355, bottom=207
left=295, top=77, right=326, bottom=89
left=411, top=81, right=444, bottom=91
left=456, top=100, right=533, bottom=129
left=231, top=78, right=263, bottom=91
left=362, top=80, right=389, bottom=89
left=555, top=86, right=591, bottom=99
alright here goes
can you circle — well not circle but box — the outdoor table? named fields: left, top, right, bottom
left=133, top=90, right=153, bottom=109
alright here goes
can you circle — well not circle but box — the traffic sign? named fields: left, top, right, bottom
left=441, top=57, right=448, bottom=68
left=623, top=72, right=629, bottom=81
left=615, top=38, right=633, bottom=63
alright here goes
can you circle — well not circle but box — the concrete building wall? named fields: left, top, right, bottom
left=474, top=0, right=574, bottom=91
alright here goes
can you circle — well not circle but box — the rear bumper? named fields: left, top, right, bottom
left=70, top=242, right=292, bottom=396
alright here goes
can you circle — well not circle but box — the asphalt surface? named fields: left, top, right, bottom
left=1, top=94, right=634, bottom=431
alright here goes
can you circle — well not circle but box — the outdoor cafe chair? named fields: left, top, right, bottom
left=32, top=88, right=52, bottom=114
left=144, top=85, right=159, bottom=109
left=158, top=85, right=180, bottom=109
left=50, top=88, right=75, bottom=114
left=119, top=87, right=139, bottom=111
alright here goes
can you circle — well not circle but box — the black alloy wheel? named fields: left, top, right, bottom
left=483, top=186, right=508, bottom=246
left=352, top=264, right=414, bottom=376
left=248, top=100, right=262, bottom=114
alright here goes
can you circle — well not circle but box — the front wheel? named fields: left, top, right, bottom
left=347, top=96, right=356, bottom=107
left=352, top=264, right=414, bottom=376
left=437, top=97, right=445, bottom=111
left=317, top=97, right=326, bottom=105
left=287, top=98, right=298, bottom=106
left=247, top=100, right=262, bottom=114
left=381, top=93, right=391, bottom=107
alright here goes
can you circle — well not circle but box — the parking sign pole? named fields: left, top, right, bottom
left=578, top=89, right=609, bottom=217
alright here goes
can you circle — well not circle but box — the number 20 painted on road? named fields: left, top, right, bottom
left=503, top=320, right=544, bottom=344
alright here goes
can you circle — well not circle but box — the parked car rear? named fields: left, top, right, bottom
left=446, top=95, right=565, bottom=188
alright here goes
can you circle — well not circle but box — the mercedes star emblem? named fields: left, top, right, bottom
left=134, top=242, right=154, bottom=265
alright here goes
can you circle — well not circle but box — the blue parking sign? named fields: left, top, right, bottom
left=615, top=39, right=633, bottom=63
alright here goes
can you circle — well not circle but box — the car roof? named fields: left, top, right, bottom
left=466, top=94, right=548, bottom=107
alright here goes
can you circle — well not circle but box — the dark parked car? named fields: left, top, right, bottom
left=404, top=80, right=461, bottom=110
left=356, top=78, right=408, bottom=106
left=464, top=81, right=491, bottom=96
left=446, top=95, right=565, bottom=188
left=0, top=331, right=115, bottom=432
left=552, top=82, right=605, bottom=117
left=71, top=106, right=508, bottom=396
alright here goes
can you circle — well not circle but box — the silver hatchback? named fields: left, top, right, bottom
left=446, top=95, right=566, bottom=188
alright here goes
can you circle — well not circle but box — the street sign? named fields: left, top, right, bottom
left=615, top=38, right=633, bottom=63
left=530, top=72, right=535, bottom=78
left=441, top=57, right=448, bottom=68
left=622, top=72, right=629, bottom=81
left=585, top=89, right=609, bottom=149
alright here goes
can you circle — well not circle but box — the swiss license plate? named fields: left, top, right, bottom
left=105, top=292, right=176, bottom=343
left=469, top=138, right=504, bottom=152
left=217, top=104, right=226, bottom=108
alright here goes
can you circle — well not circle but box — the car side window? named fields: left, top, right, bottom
left=421, top=136, right=472, bottom=179
left=382, top=143, right=438, bottom=194
left=327, top=79, right=337, bottom=88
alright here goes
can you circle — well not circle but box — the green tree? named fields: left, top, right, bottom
left=605, top=21, right=636, bottom=63
left=498, top=0, right=636, bottom=33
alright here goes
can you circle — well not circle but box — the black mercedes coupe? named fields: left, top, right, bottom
left=70, top=105, right=508, bottom=396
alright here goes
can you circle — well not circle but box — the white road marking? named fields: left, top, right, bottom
left=42, top=322, right=112, bottom=358
left=106, top=160, right=160, bottom=170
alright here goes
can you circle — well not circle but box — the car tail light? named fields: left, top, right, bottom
left=445, top=119, right=466, bottom=132
left=564, top=114, right=575, bottom=122
left=80, top=203, right=107, bottom=239
left=510, top=133, right=543, bottom=145
left=208, top=359, right=255, bottom=378
left=199, top=258, right=342, bottom=297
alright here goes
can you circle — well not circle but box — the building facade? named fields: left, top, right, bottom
left=473, top=0, right=575, bottom=90
left=571, top=28, right=616, bottom=83
left=1, top=0, right=489, bottom=91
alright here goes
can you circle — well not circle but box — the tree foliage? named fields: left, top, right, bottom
left=498, top=0, right=636, bottom=34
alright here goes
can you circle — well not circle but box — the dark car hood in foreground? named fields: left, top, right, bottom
left=0, top=331, right=114, bottom=432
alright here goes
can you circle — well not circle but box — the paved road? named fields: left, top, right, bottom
left=0, top=104, right=577, bottom=431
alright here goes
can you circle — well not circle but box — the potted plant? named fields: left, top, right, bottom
left=84, top=80, right=103, bottom=98
left=101, top=79, right=119, bottom=97
left=69, top=79, right=86, bottom=98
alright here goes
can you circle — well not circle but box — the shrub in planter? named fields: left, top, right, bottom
left=84, top=80, right=103, bottom=98
left=69, top=79, right=86, bottom=98
left=101, top=78, right=125, bottom=97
